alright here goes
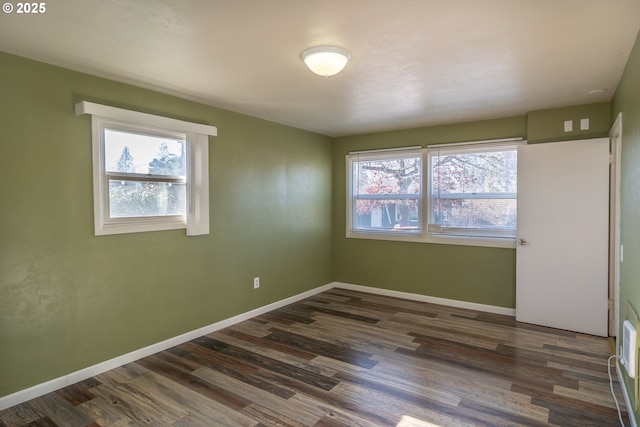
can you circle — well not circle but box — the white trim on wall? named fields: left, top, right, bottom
left=333, top=282, right=516, bottom=316
left=75, top=101, right=217, bottom=136
left=0, top=282, right=514, bottom=411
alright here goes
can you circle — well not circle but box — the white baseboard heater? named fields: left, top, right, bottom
left=622, top=319, right=637, bottom=379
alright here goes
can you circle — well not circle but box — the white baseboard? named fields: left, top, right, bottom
left=0, top=283, right=334, bottom=411
left=617, top=360, right=638, bottom=427
left=332, top=282, right=516, bottom=316
left=0, top=281, right=514, bottom=411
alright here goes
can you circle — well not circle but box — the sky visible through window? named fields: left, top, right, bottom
left=104, top=129, right=185, bottom=174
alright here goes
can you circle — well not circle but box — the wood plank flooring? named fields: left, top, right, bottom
left=0, top=289, right=630, bottom=426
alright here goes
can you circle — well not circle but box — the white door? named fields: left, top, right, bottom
left=516, top=138, right=609, bottom=336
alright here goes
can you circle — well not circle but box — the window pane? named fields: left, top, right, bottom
left=355, top=197, right=420, bottom=231
left=105, top=129, right=186, bottom=177
left=429, top=147, right=517, bottom=238
left=431, top=149, right=517, bottom=195
left=433, top=198, right=517, bottom=230
left=108, top=180, right=186, bottom=218
left=352, top=154, right=421, bottom=232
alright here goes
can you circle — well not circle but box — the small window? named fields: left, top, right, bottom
left=348, top=148, right=422, bottom=235
left=427, top=143, right=518, bottom=239
left=75, top=101, right=216, bottom=236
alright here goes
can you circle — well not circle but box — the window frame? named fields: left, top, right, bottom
left=75, top=101, right=216, bottom=236
left=97, top=119, right=188, bottom=233
left=346, top=139, right=524, bottom=248
left=346, top=147, right=423, bottom=238
left=426, top=142, right=520, bottom=241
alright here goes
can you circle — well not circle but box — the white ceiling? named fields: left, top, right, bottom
left=1, top=0, right=639, bottom=137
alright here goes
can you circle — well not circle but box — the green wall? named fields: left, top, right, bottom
left=527, top=102, right=612, bottom=143
left=332, top=117, right=526, bottom=309
left=0, top=52, right=333, bottom=398
left=612, top=28, right=640, bottom=423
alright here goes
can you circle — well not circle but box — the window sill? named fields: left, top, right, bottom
left=96, top=219, right=186, bottom=236
left=346, top=230, right=516, bottom=249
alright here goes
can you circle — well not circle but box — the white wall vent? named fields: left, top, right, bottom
left=621, top=319, right=637, bottom=378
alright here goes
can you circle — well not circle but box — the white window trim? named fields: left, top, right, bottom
left=75, top=101, right=216, bottom=236
left=346, top=139, right=524, bottom=249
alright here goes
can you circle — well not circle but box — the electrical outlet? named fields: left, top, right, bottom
left=253, top=277, right=260, bottom=289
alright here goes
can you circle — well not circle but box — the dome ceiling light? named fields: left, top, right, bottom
left=300, top=45, right=351, bottom=77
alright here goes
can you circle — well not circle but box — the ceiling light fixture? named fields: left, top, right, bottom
left=300, top=45, right=351, bottom=77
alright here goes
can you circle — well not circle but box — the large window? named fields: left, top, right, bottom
left=75, top=102, right=216, bottom=236
left=427, top=143, right=518, bottom=239
left=348, top=148, right=422, bottom=235
left=346, top=140, right=521, bottom=247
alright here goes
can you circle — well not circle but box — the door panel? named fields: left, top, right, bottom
left=516, top=138, right=609, bottom=336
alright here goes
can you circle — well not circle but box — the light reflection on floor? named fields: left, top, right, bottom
left=396, top=414, right=442, bottom=427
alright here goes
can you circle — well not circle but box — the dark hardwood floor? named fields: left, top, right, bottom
left=0, top=289, right=630, bottom=426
